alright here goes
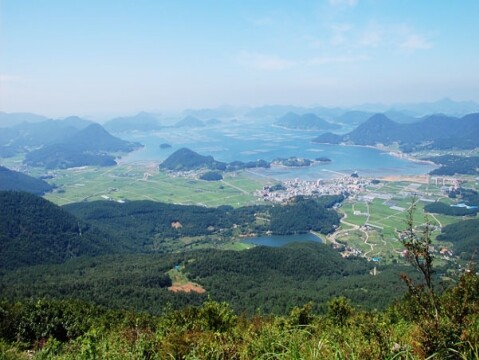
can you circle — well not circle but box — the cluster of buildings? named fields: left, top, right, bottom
left=255, top=175, right=372, bottom=203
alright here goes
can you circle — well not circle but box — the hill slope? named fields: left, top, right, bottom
left=24, top=124, right=141, bottom=169
left=0, top=191, right=116, bottom=269
left=314, top=112, right=479, bottom=150
left=0, top=166, right=53, bottom=195
left=159, top=147, right=226, bottom=171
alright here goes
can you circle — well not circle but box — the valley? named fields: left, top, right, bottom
left=2, top=111, right=479, bottom=359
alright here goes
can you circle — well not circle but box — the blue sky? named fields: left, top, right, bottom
left=1, top=0, right=478, bottom=117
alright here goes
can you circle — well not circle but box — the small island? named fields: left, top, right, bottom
left=159, top=143, right=172, bottom=149
left=272, top=157, right=312, bottom=167
left=315, top=157, right=332, bottom=163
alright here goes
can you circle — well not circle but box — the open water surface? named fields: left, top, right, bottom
left=118, top=122, right=435, bottom=180
left=241, top=233, right=323, bottom=247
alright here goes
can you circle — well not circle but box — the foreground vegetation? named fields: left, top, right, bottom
left=1, top=269, right=479, bottom=359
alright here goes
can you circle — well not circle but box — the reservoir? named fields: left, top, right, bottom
left=242, top=232, right=323, bottom=247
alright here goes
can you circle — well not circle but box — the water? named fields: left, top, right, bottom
left=118, top=122, right=435, bottom=180
left=242, top=232, right=323, bottom=247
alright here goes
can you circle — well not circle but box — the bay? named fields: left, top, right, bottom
left=118, top=122, right=435, bottom=180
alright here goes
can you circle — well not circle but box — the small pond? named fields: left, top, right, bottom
left=241, top=232, right=323, bottom=247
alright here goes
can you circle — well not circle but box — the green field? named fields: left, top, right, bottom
left=334, top=179, right=475, bottom=264
left=42, top=163, right=270, bottom=207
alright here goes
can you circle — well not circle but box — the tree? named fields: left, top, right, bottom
left=400, top=197, right=439, bottom=322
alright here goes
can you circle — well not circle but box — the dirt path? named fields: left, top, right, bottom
left=428, top=213, right=443, bottom=228
left=329, top=203, right=375, bottom=258
left=220, top=179, right=248, bottom=194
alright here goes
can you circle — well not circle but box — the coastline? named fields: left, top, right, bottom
left=312, top=140, right=438, bottom=167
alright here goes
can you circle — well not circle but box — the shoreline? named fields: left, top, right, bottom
left=312, top=141, right=438, bottom=167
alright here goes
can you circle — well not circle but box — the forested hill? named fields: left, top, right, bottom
left=275, top=112, right=341, bottom=130
left=0, top=166, right=53, bottom=195
left=437, top=218, right=479, bottom=259
left=159, top=147, right=227, bottom=171
left=64, top=123, right=140, bottom=152
left=0, top=191, right=117, bottom=269
left=313, top=112, right=479, bottom=150
left=64, top=195, right=342, bottom=251
left=159, top=148, right=271, bottom=172
left=24, top=123, right=141, bottom=169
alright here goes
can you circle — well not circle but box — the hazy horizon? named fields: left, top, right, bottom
left=1, top=1, right=478, bottom=117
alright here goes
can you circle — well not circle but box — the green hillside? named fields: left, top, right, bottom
left=0, top=191, right=117, bottom=269
left=159, top=147, right=227, bottom=171
left=0, top=166, right=53, bottom=195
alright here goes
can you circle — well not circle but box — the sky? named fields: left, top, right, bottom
left=0, top=0, right=478, bottom=118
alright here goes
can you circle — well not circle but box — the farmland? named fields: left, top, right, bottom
left=42, top=161, right=270, bottom=207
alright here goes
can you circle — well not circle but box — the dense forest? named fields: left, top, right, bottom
left=437, top=218, right=479, bottom=259
left=64, top=195, right=342, bottom=251
left=0, top=191, right=117, bottom=269
left=0, top=244, right=410, bottom=316
left=424, top=201, right=478, bottom=216
left=0, top=166, right=53, bottom=195
left=426, top=155, right=479, bottom=175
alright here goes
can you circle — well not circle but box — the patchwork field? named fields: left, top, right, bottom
left=42, top=162, right=270, bottom=207
left=333, top=177, right=478, bottom=264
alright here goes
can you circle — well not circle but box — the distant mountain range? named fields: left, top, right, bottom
left=174, top=116, right=206, bottom=128
left=24, top=123, right=141, bottom=169
left=337, top=110, right=418, bottom=126
left=0, top=119, right=92, bottom=150
left=275, top=112, right=341, bottom=131
left=0, top=166, right=53, bottom=195
left=103, top=112, right=162, bottom=133
left=0, top=112, right=49, bottom=127
left=313, top=113, right=479, bottom=151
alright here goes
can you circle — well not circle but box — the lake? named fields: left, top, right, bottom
left=241, top=232, right=323, bottom=247
left=118, top=122, right=435, bottom=180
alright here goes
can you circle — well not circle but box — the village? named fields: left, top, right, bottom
left=255, top=173, right=373, bottom=203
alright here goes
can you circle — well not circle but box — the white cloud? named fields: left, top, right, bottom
left=239, top=52, right=296, bottom=71
left=400, top=34, right=433, bottom=51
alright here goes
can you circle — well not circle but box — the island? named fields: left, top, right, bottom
left=159, top=148, right=326, bottom=174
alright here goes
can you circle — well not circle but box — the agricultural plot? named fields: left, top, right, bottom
left=334, top=180, right=470, bottom=263
left=43, top=163, right=268, bottom=207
